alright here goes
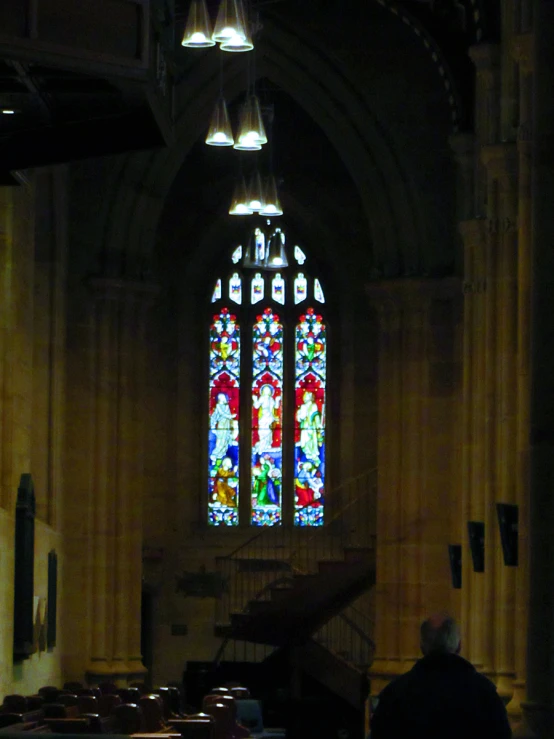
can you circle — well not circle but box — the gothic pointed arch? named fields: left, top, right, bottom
left=207, top=225, right=328, bottom=527
left=96, top=1, right=458, bottom=284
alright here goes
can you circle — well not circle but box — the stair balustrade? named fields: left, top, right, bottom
left=313, top=603, right=376, bottom=671
left=214, top=469, right=377, bottom=665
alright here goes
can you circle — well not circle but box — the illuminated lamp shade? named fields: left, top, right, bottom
left=247, top=171, right=266, bottom=212
left=259, top=176, right=283, bottom=216
left=265, top=228, right=288, bottom=269
left=219, top=28, right=254, bottom=52
left=181, top=0, right=216, bottom=47
left=213, top=0, right=248, bottom=43
left=206, top=96, right=234, bottom=146
left=233, top=95, right=267, bottom=151
left=229, top=177, right=254, bottom=215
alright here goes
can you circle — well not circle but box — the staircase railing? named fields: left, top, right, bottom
left=215, top=467, right=377, bottom=627
left=215, top=581, right=375, bottom=672
left=313, top=603, right=376, bottom=671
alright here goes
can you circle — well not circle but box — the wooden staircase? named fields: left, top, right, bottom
left=227, top=550, right=375, bottom=646
left=213, top=470, right=377, bottom=723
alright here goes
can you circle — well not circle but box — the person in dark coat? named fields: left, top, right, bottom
left=370, top=613, right=512, bottom=739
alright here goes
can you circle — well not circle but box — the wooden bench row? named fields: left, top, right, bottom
left=0, top=683, right=262, bottom=739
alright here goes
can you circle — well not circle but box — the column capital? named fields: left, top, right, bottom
left=459, top=218, right=488, bottom=250
left=511, top=33, right=534, bottom=74
left=449, top=132, right=475, bottom=162
left=469, top=43, right=501, bottom=78
left=480, top=142, right=518, bottom=180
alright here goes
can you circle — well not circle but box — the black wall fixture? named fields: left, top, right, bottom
left=448, top=544, right=462, bottom=589
left=47, top=550, right=58, bottom=649
left=13, top=474, right=35, bottom=661
left=467, top=521, right=485, bottom=573
left=497, top=503, right=518, bottom=566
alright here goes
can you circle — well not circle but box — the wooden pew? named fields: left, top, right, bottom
left=0, top=711, right=46, bottom=730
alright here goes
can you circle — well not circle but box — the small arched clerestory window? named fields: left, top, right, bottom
left=208, top=224, right=327, bottom=528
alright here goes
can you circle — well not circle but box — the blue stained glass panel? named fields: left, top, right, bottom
left=251, top=307, right=284, bottom=526
left=294, top=307, right=326, bottom=527
left=208, top=308, right=240, bottom=526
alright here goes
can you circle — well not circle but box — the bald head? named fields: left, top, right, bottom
left=420, top=613, right=461, bottom=656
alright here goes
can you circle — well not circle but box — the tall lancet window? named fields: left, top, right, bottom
left=208, top=224, right=328, bottom=527
left=294, top=308, right=326, bottom=527
left=208, top=308, right=240, bottom=526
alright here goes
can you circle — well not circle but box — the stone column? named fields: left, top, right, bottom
left=458, top=218, right=487, bottom=671
left=469, top=44, right=501, bottom=213
left=398, top=286, right=428, bottom=664
left=523, top=1, right=554, bottom=735
left=86, top=278, right=157, bottom=684
left=506, top=27, right=533, bottom=721
left=367, top=279, right=459, bottom=693
left=368, top=291, right=403, bottom=694
left=449, top=133, right=475, bottom=222
left=482, top=142, right=519, bottom=701
left=0, top=184, right=35, bottom=510
left=465, top=48, right=501, bottom=677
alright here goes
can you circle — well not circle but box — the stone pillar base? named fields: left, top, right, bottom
left=495, top=672, right=516, bottom=704
left=86, top=658, right=146, bottom=686
left=506, top=680, right=526, bottom=718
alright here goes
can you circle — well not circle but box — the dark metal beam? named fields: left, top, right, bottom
left=9, top=60, right=52, bottom=121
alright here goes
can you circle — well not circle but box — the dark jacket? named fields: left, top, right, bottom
left=370, top=652, right=512, bottom=739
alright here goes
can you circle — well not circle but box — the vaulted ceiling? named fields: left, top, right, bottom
left=0, top=0, right=495, bottom=278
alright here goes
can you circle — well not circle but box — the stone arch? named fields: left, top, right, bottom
left=100, top=9, right=456, bottom=280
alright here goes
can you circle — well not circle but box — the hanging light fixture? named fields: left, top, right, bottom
left=220, top=0, right=253, bottom=52
left=181, top=0, right=216, bottom=48
left=229, top=176, right=253, bottom=215
left=260, top=175, right=283, bottom=216
left=220, top=31, right=254, bottom=52
left=243, top=227, right=266, bottom=268
left=247, top=171, right=266, bottom=212
left=259, top=104, right=283, bottom=216
left=264, top=227, right=288, bottom=269
left=206, top=95, right=234, bottom=146
left=233, top=95, right=267, bottom=151
left=213, top=0, right=249, bottom=44
left=219, top=0, right=253, bottom=51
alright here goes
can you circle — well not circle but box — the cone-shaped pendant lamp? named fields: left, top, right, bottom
left=181, top=0, right=216, bottom=48
left=260, top=175, right=283, bottom=216
left=206, top=96, right=234, bottom=146
left=247, top=171, right=266, bottom=212
left=265, top=227, right=288, bottom=268
left=213, top=0, right=248, bottom=43
left=233, top=95, right=266, bottom=150
left=229, top=177, right=253, bottom=215
left=220, top=30, right=254, bottom=52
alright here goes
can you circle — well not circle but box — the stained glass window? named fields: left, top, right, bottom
left=251, top=308, right=284, bottom=526
left=251, top=273, right=264, bottom=304
left=208, top=233, right=329, bottom=529
left=294, top=308, right=326, bottom=527
left=314, top=278, right=325, bottom=303
left=212, top=279, right=222, bottom=303
left=272, top=273, right=285, bottom=304
left=208, top=308, right=240, bottom=526
left=229, top=273, right=242, bottom=304
left=294, top=273, right=307, bottom=304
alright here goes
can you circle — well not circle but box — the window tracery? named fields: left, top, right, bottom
left=208, top=226, right=327, bottom=527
